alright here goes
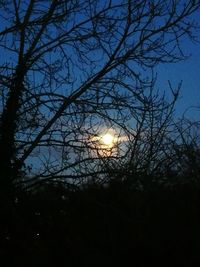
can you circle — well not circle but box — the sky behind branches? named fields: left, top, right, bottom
left=156, top=9, right=200, bottom=120
left=158, top=47, right=200, bottom=119
left=1, top=1, right=199, bottom=122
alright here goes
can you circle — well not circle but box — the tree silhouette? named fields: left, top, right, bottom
left=0, top=0, right=200, bottom=192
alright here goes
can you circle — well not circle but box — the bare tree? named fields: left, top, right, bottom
left=0, top=0, right=200, bottom=191
left=99, top=81, right=180, bottom=189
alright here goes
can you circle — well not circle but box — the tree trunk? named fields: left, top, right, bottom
left=0, top=67, right=25, bottom=192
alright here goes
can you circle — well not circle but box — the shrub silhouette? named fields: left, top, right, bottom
left=1, top=176, right=200, bottom=267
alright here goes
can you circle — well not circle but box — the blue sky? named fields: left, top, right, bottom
left=156, top=12, right=200, bottom=121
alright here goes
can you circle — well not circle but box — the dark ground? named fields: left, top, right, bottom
left=1, top=180, right=200, bottom=267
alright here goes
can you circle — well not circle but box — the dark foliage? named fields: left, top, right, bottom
left=1, top=176, right=200, bottom=267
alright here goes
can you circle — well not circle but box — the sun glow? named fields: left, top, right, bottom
left=90, top=130, right=119, bottom=157
left=101, top=133, right=114, bottom=147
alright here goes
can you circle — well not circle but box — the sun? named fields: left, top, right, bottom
left=101, top=133, right=114, bottom=147
left=89, top=130, right=119, bottom=157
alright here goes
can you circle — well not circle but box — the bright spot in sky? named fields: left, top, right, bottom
left=101, top=133, right=114, bottom=147
left=90, top=129, right=127, bottom=157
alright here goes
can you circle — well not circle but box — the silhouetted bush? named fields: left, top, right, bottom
left=1, top=175, right=200, bottom=266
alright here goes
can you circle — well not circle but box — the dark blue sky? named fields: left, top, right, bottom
left=1, top=1, right=199, bottom=122
left=156, top=13, right=200, bottom=121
